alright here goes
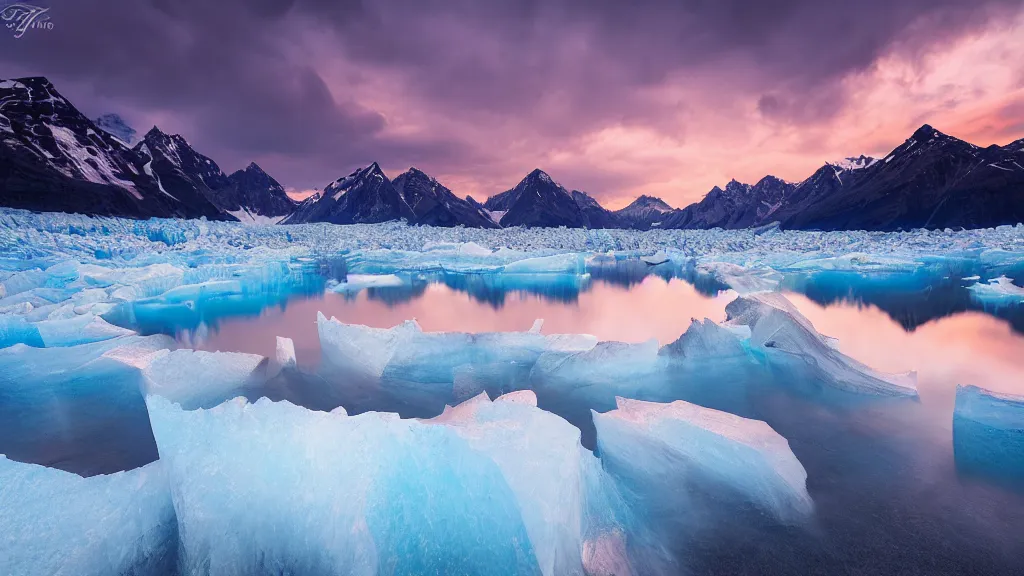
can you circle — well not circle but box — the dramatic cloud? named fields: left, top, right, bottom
left=3, top=0, right=1023, bottom=207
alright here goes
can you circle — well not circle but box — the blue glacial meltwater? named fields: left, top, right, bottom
left=1, top=209, right=1024, bottom=575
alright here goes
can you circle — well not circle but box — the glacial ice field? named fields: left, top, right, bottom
left=1, top=207, right=1024, bottom=575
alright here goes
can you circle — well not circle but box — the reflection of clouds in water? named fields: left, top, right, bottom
left=196, top=277, right=735, bottom=367
left=787, top=293, right=1024, bottom=409
left=197, top=280, right=1024, bottom=422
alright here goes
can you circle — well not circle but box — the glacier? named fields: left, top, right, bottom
left=2, top=208, right=1024, bottom=574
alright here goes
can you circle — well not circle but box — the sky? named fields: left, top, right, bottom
left=3, top=0, right=1024, bottom=209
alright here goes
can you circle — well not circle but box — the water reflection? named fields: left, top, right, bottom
left=97, top=253, right=1024, bottom=342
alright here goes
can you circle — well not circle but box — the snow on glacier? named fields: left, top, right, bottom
left=0, top=456, right=175, bottom=576
left=593, top=397, right=813, bottom=524
left=146, top=393, right=629, bottom=576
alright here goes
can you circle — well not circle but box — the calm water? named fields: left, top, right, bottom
left=4, top=262, right=1024, bottom=575
left=183, top=272, right=1024, bottom=575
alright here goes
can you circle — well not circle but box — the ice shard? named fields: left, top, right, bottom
left=146, top=392, right=630, bottom=576
left=0, top=457, right=176, bottom=576
left=0, top=335, right=172, bottom=474
left=593, top=397, right=813, bottom=524
left=724, top=293, right=918, bottom=396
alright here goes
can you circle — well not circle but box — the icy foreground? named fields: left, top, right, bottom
left=0, top=457, right=175, bottom=576
left=594, top=398, right=813, bottom=523
left=147, top=392, right=628, bottom=576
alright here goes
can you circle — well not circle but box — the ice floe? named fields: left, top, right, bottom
left=594, top=397, right=813, bottom=523
left=0, top=457, right=175, bottom=576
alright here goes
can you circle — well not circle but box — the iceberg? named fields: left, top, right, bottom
left=146, top=393, right=628, bottom=576
left=953, top=384, right=1024, bottom=482
left=967, top=276, right=1024, bottom=307
left=593, top=397, right=813, bottom=524
left=317, top=313, right=596, bottom=391
left=0, top=456, right=176, bottom=576
left=317, top=312, right=423, bottom=378
left=274, top=335, right=296, bottom=370
left=532, top=339, right=663, bottom=393
left=327, top=273, right=405, bottom=294
left=427, top=391, right=627, bottom=576
left=724, top=293, right=918, bottom=396
left=659, top=318, right=749, bottom=360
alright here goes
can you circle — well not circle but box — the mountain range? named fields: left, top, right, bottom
left=3, top=76, right=1024, bottom=231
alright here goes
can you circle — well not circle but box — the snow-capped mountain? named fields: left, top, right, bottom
left=223, top=163, right=297, bottom=224
left=776, top=125, right=1024, bottom=230
left=392, top=167, right=497, bottom=228
left=134, top=128, right=300, bottom=224
left=0, top=76, right=227, bottom=220
left=661, top=125, right=1024, bottom=231
left=483, top=169, right=586, bottom=228
left=282, top=162, right=415, bottom=225
left=93, top=113, right=137, bottom=145
left=134, top=127, right=234, bottom=214
left=613, top=195, right=673, bottom=229
left=572, top=190, right=622, bottom=229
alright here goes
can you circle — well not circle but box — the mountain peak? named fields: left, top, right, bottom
left=624, top=195, right=672, bottom=211
left=911, top=123, right=948, bottom=142
left=527, top=168, right=554, bottom=183
left=7, top=76, right=54, bottom=91
left=829, top=155, right=878, bottom=171
left=244, top=161, right=266, bottom=174
left=144, top=126, right=169, bottom=140
left=404, top=166, right=433, bottom=180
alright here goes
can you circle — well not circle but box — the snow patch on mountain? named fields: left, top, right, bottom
left=45, top=123, right=142, bottom=199
left=830, top=155, right=879, bottom=171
